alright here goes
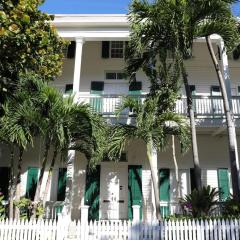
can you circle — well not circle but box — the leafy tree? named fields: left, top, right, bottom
left=0, top=0, right=65, bottom=112
left=108, top=90, right=190, bottom=220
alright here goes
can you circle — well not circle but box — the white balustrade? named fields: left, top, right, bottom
left=75, top=94, right=240, bottom=119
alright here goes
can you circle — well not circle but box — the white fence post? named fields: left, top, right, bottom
left=132, top=205, right=140, bottom=222
left=80, top=205, right=89, bottom=239
left=131, top=205, right=141, bottom=240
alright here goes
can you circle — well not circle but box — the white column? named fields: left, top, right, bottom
left=65, top=149, right=76, bottom=219
left=73, top=38, right=85, bottom=93
left=151, top=147, right=158, bottom=220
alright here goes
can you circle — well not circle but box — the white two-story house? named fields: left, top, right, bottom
left=0, top=14, right=240, bottom=221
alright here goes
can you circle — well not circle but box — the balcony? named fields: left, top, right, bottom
left=76, top=94, right=240, bottom=119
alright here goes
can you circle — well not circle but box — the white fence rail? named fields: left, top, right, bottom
left=0, top=218, right=240, bottom=240
left=76, top=94, right=240, bottom=118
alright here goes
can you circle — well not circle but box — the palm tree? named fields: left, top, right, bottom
left=108, top=94, right=190, bottom=220
left=170, top=0, right=240, bottom=200
left=42, top=96, right=104, bottom=203
left=125, top=0, right=202, bottom=190
left=0, top=87, right=41, bottom=218
left=126, top=0, right=240, bottom=197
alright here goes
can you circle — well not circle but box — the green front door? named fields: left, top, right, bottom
left=128, top=165, right=142, bottom=220
left=159, top=168, right=170, bottom=217
left=218, top=168, right=230, bottom=201
left=57, top=168, right=67, bottom=201
left=26, top=167, right=39, bottom=200
left=84, top=165, right=101, bottom=220
left=0, top=167, right=10, bottom=200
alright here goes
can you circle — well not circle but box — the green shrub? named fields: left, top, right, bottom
left=14, top=198, right=44, bottom=220
left=222, top=198, right=240, bottom=217
left=14, top=198, right=32, bottom=220
left=180, top=185, right=219, bottom=218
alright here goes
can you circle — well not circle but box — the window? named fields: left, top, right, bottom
left=111, top=41, right=124, bottom=58
left=105, top=71, right=125, bottom=80
left=65, top=84, right=73, bottom=94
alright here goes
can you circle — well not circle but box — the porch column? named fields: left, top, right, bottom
left=65, top=149, right=75, bottom=219
left=151, top=147, right=159, bottom=220
left=73, top=38, right=85, bottom=93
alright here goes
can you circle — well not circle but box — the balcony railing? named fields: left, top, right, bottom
left=76, top=94, right=240, bottom=118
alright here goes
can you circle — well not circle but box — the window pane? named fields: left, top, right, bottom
left=117, top=72, right=125, bottom=79
left=106, top=72, right=117, bottom=79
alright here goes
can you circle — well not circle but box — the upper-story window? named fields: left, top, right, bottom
left=105, top=71, right=125, bottom=80
left=111, top=41, right=124, bottom=58
left=102, top=41, right=125, bottom=59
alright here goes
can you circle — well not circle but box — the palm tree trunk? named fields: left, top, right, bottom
left=172, top=135, right=180, bottom=198
left=146, top=140, right=162, bottom=220
left=15, top=146, right=24, bottom=201
left=34, top=139, right=50, bottom=202
left=181, top=64, right=202, bottom=190
left=42, top=147, right=58, bottom=204
left=8, top=145, right=14, bottom=219
left=206, top=36, right=240, bottom=201
left=14, top=146, right=24, bottom=219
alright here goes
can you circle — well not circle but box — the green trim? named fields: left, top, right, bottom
left=159, top=169, right=170, bottom=217
left=218, top=168, right=230, bottom=201
left=57, top=168, right=67, bottom=201
left=128, top=165, right=142, bottom=220
left=26, top=167, right=39, bottom=200
left=84, top=165, right=101, bottom=221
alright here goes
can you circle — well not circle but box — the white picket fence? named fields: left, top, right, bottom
left=0, top=218, right=240, bottom=240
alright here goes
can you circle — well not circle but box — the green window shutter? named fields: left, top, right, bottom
left=190, top=168, right=197, bottom=192
left=211, top=86, right=221, bottom=96
left=190, top=85, right=196, bottom=96
left=218, top=169, right=230, bottom=201
left=84, top=165, right=101, bottom=221
left=90, top=82, right=104, bottom=113
left=26, top=167, right=39, bottom=200
left=159, top=168, right=170, bottom=217
left=128, top=165, right=142, bottom=220
left=102, top=41, right=110, bottom=58
left=57, top=168, right=67, bottom=201
left=0, top=167, right=10, bottom=200
left=67, top=41, right=76, bottom=59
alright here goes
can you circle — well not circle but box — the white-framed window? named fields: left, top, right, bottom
left=110, top=41, right=124, bottom=58
left=105, top=71, right=125, bottom=80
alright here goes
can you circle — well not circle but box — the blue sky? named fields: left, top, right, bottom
left=40, top=0, right=240, bottom=15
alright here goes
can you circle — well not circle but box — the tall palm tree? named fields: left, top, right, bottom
left=42, top=96, right=104, bottom=203
left=0, top=87, right=41, bottom=218
left=108, top=94, right=190, bottom=220
left=171, top=0, right=240, bottom=200
left=125, top=0, right=202, bottom=190
left=126, top=0, right=240, bottom=197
